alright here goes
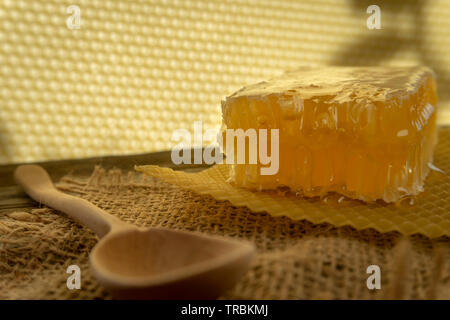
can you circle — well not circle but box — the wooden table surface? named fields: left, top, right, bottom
left=0, top=151, right=208, bottom=212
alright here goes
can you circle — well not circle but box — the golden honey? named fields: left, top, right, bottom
left=221, top=66, right=438, bottom=203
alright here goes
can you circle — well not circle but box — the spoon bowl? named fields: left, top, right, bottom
left=91, top=227, right=254, bottom=299
left=14, top=165, right=255, bottom=299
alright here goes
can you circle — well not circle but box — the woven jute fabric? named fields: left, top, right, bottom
left=0, top=166, right=449, bottom=299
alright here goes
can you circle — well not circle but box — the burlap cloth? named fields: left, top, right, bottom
left=1, top=166, right=449, bottom=299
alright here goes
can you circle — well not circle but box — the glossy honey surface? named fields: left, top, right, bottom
left=222, top=66, right=438, bottom=202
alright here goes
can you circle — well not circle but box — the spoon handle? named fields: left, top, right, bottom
left=14, top=165, right=128, bottom=238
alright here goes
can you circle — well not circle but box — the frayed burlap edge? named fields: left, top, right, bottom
left=0, top=166, right=449, bottom=299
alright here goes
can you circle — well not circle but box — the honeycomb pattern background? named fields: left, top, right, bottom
left=1, top=0, right=450, bottom=164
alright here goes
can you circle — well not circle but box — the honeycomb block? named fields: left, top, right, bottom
left=221, top=66, right=438, bottom=203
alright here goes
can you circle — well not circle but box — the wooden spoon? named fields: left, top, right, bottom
left=14, top=165, right=255, bottom=299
